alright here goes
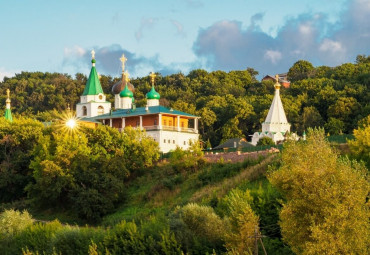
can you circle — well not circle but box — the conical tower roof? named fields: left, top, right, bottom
left=262, top=75, right=290, bottom=133
left=82, top=50, right=104, bottom=96
left=4, top=89, right=13, bottom=122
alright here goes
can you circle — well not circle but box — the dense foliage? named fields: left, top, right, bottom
left=269, top=129, right=369, bottom=254
left=0, top=118, right=159, bottom=222
left=1, top=56, right=369, bottom=147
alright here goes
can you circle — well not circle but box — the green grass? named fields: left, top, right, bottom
left=101, top=154, right=276, bottom=226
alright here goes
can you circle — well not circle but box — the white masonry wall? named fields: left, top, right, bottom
left=146, top=130, right=199, bottom=153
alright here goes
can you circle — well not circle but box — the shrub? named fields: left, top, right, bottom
left=52, top=226, right=105, bottom=255
left=0, top=209, right=34, bottom=238
left=15, top=220, right=63, bottom=254
left=257, top=136, right=275, bottom=146
left=169, top=203, right=226, bottom=254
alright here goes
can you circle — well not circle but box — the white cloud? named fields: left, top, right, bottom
left=264, top=50, right=282, bottom=64
left=0, top=67, right=17, bottom=82
left=135, top=18, right=157, bottom=41
left=193, top=0, right=370, bottom=76
left=319, top=39, right=344, bottom=53
left=171, top=19, right=186, bottom=37
left=64, top=46, right=86, bottom=57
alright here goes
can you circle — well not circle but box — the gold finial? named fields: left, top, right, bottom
left=274, top=74, right=281, bottom=90
left=124, top=71, right=130, bottom=84
left=120, top=54, right=127, bottom=72
left=91, top=50, right=95, bottom=59
left=150, top=72, right=156, bottom=86
left=67, top=103, right=70, bottom=112
left=6, top=89, right=10, bottom=104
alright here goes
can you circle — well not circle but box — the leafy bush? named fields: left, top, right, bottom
left=52, top=226, right=105, bottom=255
left=103, top=220, right=181, bottom=254
left=169, top=203, right=226, bottom=254
left=15, top=220, right=63, bottom=254
left=257, top=136, right=275, bottom=146
left=0, top=209, right=34, bottom=238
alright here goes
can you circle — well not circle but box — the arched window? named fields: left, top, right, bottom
left=82, top=106, right=87, bottom=116
left=97, top=106, right=104, bottom=115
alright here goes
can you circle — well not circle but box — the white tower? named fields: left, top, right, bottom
left=251, top=75, right=291, bottom=145
left=76, top=50, right=111, bottom=118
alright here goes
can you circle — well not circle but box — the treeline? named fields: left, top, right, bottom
left=1, top=55, right=369, bottom=147
left=0, top=118, right=159, bottom=222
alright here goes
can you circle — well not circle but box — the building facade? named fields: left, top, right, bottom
left=78, top=52, right=200, bottom=153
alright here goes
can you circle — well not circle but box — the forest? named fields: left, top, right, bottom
left=1, top=56, right=369, bottom=147
left=0, top=56, right=369, bottom=254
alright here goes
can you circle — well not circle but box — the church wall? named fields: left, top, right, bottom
left=125, top=116, right=140, bottom=127
left=146, top=130, right=199, bottom=153
left=142, top=115, right=158, bottom=127
left=112, top=118, right=121, bottom=128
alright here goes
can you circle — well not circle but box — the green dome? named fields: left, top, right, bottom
left=146, top=86, right=160, bottom=99
left=91, top=59, right=96, bottom=63
left=120, top=84, right=133, bottom=98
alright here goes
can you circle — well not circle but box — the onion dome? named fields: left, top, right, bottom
left=120, top=84, right=133, bottom=98
left=146, top=86, right=160, bottom=99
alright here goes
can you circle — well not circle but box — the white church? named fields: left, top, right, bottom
left=76, top=51, right=199, bottom=153
left=251, top=75, right=293, bottom=145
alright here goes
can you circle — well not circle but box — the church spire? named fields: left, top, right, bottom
left=261, top=74, right=290, bottom=133
left=4, top=89, right=13, bottom=122
left=82, top=50, right=104, bottom=96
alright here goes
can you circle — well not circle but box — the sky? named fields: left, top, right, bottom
left=0, top=0, right=369, bottom=81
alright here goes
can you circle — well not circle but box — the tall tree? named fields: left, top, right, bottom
left=269, top=129, right=369, bottom=254
left=287, top=60, right=314, bottom=82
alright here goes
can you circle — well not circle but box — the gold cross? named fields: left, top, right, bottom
left=120, top=54, right=127, bottom=71
left=91, top=50, right=95, bottom=59
left=6, top=89, right=10, bottom=98
left=150, top=72, right=156, bottom=86
left=275, top=74, right=279, bottom=82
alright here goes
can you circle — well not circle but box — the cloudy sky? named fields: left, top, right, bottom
left=0, top=0, right=369, bottom=81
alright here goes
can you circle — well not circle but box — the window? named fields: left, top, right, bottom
left=154, top=119, right=157, bottom=125
left=168, top=139, right=170, bottom=143
left=169, top=120, right=172, bottom=126
left=181, top=122, right=184, bottom=128
left=173, top=140, right=175, bottom=144
left=98, top=94, right=103, bottom=100
left=184, top=141, right=186, bottom=145
left=164, top=139, right=166, bottom=143
left=97, top=106, right=104, bottom=115
left=164, top=120, right=167, bottom=126
left=82, top=106, right=87, bottom=116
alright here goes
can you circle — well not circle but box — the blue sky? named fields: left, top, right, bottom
left=0, top=0, right=369, bottom=80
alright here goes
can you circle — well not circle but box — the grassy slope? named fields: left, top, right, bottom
left=102, top=154, right=277, bottom=226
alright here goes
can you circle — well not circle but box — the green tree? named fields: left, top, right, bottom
left=287, top=60, right=314, bottom=82
left=256, top=137, right=274, bottom=146
left=301, top=106, right=323, bottom=130
left=348, top=115, right=370, bottom=169
left=324, top=117, right=344, bottom=135
left=268, top=129, right=370, bottom=254
left=0, top=117, right=44, bottom=202
left=224, top=189, right=259, bottom=255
